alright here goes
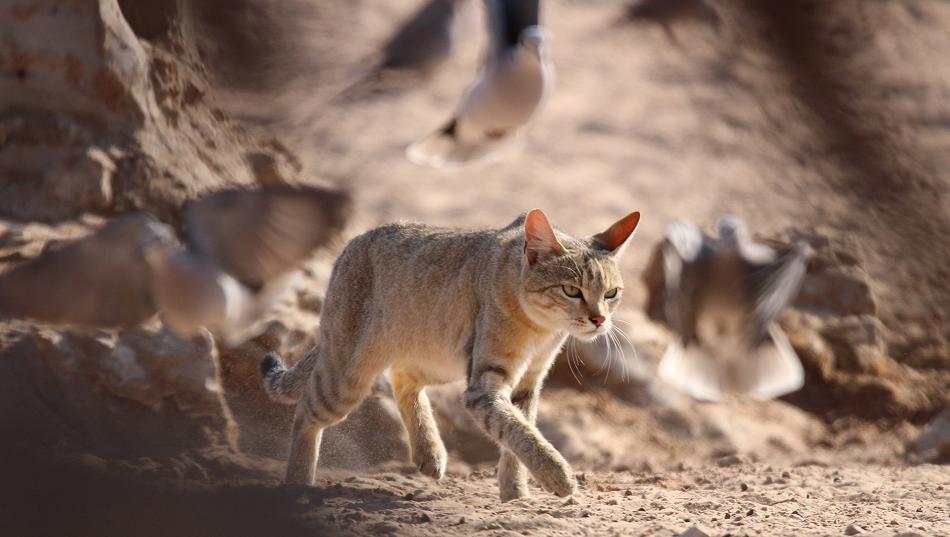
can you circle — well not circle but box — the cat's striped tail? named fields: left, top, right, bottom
left=260, top=348, right=319, bottom=405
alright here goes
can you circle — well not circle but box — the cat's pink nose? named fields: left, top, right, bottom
left=589, top=315, right=606, bottom=327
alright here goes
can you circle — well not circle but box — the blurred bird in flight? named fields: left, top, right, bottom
left=339, top=0, right=468, bottom=99
left=0, top=186, right=350, bottom=347
left=648, top=216, right=807, bottom=401
left=407, top=0, right=554, bottom=167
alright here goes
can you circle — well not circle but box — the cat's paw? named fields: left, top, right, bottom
left=499, top=480, right=530, bottom=502
left=413, top=443, right=448, bottom=480
left=532, top=454, right=576, bottom=498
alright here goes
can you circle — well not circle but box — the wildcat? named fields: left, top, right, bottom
left=260, top=209, right=640, bottom=501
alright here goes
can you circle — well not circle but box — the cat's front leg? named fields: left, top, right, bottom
left=496, top=387, right=536, bottom=501
left=464, top=359, right=575, bottom=499
left=497, top=348, right=559, bottom=501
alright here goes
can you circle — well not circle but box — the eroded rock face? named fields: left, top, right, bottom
left=640, top=227, right=940, bottom=421
left=908, top=407, right=950, bottom=463
left=0, top=0, right=308, bottom=224
left=0, top=0, right=156, bottom=128
left=0, top=322, right=236, bottom=457
left=0, top=0, right=345, bottom=467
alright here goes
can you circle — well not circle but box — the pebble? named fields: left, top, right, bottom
left=716, top=454, right=744, bottom=467
left=676, top=526, right=710, bottom=537
left=844, top=524, right=865, bottom=535
left=740, top=482, right=749, bottom=491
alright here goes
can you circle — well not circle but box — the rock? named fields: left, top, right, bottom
left=296, top=290, right=323, bottom=314
left=786, top=231, right=877, bottom=317
left=845, top=524, right=866, bottom=535
left=715, top=454, right=745, bottom=467
left=0, top=322, right=237, bottom=457
left=0, top=0, right=264, bottom=223
left=246, top=145, right=302, bottom=187
left=819, top=315, right=889, bottom=374
left=0, top=0, right=155, bottom=129
left=795, top=266, right=877, bottom=317
left=44, top=146, right=116, bottom=214
left=907, top=407, right=950, bottom=463
left=782, top=310, right=836, bottom=379
left=676, top=526, right=710, bottom=537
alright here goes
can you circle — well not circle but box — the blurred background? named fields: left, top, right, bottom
left=0, top=0, right=948, bottom=535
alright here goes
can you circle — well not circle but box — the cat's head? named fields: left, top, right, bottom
left=518, top=209, right=640, bottom=341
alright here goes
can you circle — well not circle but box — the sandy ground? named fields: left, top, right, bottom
left=2, top=1, right=949, bottom=536
left=269, top=463, right=950, bottom=537
left=205, top=0, right=950, bottom=534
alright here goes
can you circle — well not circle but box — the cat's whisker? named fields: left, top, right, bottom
left=595, top=332, right=614, bottom=383
left=612, top=324, right=639, bottom=375
left=607, top=330, right=623, bottom=384
left=610, top=325, right=632, bottom=383
left=565, top=337, right=582, bottom=385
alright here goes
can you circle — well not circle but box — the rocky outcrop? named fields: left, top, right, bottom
left=0, top=320, right=236, bottom=457
left=0, top=0, right=345, bottom=466
left=641, top=227, right=943, bottom=422
left=0, top=0, right=316, bottom=224
left=907, top=407, right=950, bottom=463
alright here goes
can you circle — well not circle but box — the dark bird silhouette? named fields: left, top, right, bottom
left=648, top=216, right=806, bottom=401
left=0, top=185, right=351, bottom=346
left=407, top=0, right=554, bottom=166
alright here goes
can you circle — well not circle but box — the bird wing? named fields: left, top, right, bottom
left=744, top=242, right=807, bottom=341
left=485, top=0, right=540, bottom=57
left=657, top=341, right=723, bottom=401
left=661, top=220, right=711, bottom=343
left=184, top=185, right=352, bottom=290
left=657, top=324, right=804, bottom=402
left=0, top=214, right=166, bottom=327
left=744, top=323, right=805, bottom=400
left=381, top=0, right=460, bottom=73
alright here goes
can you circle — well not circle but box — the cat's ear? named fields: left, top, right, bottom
left=524, top=209, right=565, bottom=265
left=593, top=211, right=640, bottom=256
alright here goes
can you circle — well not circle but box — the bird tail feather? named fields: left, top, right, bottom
left=406, top=119, right=510, bottom=167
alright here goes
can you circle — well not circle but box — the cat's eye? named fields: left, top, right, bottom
left=604, top=287, right=620, bottom=299
left=561, top=285, right=582, bottom=298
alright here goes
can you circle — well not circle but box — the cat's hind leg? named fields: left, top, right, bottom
left=285, top=339, right=391, bottom=484
left=391, top=369, right=448, bottom=480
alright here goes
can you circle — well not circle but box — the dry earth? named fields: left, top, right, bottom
left=1, top=1, right=949, bottom=536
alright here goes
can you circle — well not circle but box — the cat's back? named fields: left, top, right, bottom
left=326, top=217, right=523, bottom=303
left=349, top=218, right=520, bottom=265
